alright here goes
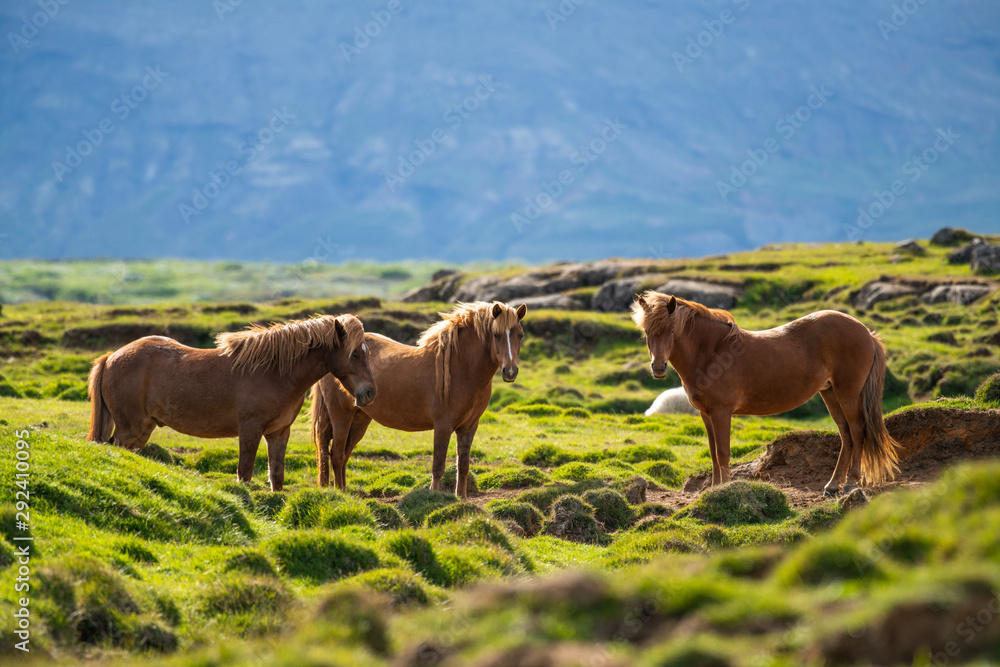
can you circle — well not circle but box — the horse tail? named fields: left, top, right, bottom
left=87, top=353, right=114, bottom=443
left=310, top=381, right=332, bottom=486
left=859, top=335, right=900, bottom=485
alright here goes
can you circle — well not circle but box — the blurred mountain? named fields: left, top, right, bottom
left=1, top=0, right=998, bottom=263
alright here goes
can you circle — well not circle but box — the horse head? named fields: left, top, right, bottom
left=489, top=302, right=527, bottom=382
left=329, top=317, right=377, bottom=407
left=634, top=293, right=676, bottom=379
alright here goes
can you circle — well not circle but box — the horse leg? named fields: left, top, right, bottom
left=264, top=426, right=290, bottom=492
left=820, top=388, right=853, bottom=496
left=700, top=411, right=721, bottom=486
left=833, top=388, right=867, bottom=494
left=315, top=411, right=334, bottom=488
left=709, top=411, right=733, bottom=484
left=429, top=426, right=452, bottom=492
left=237, top=426, right=263, bottom=484
left=112, top=415, right=156, bottom=451
left=454, top=422, right=479, bottom=500
left=336, top=412, right=372, bottom=491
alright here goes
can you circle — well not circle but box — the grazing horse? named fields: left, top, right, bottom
left=87, top=315, right=376, bottom=491
left=631, top=291, right=899, bottom=495
left=311, top=301, right=527, bottom=499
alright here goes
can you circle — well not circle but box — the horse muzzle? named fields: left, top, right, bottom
left=650, top=362, right=669, bottom=379
left=502, top=366, right=519, bottom=383
left=355, top=386, right=377, bottom=407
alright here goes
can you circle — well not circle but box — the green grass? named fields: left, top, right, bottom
left=1, top=239, right=999, bottom=663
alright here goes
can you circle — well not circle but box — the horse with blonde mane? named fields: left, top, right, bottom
left=88, top=315, right=376, bottom=491
left=311, top=301, right=527, bottom=499
left=631, top=291, right=899, bottom=495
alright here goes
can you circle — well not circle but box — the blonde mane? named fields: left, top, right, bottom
left=416, top=301, right=521, bottom=400
left=216, top=314, right=365, bottom=376
left=631, top=291, right=739, bottom=340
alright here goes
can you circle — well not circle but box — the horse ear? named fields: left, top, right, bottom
left=516, top=303, right=527, bottom=320
left=667, top=296, right=677, bottom=315
left=491, top=303, right=503, bottom=319
left=333, top=317, right=347, bottom=343
left=637, top=295, right=649, bottom=312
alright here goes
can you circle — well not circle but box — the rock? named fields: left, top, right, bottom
left=399, top=272, right=465, bottom=303
left=654, top=279, right=743, bottom=310
left=508, top=293, right=587, bottom=311
left=452, top=272, right=574, bottom=303
left=593, top=277, right=646, bottom=312
left=947, top=237, right=987, bottom=264
left=930, top=227, right=974, bottom=246
left=971, top=243, right=1000, bottom=273
left=853, top=281, right=921, bottom=310
left=431, top=268, right=458, bottom=281
left=894, top=239, right=925, bottom=255
left=921, top=283, right=991, bottom=306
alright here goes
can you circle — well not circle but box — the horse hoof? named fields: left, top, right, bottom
left=822, top=487, right=840, bottom=498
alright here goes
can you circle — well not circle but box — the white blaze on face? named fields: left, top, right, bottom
left=361, top=343, right=368, bottom=354
left=506, top=330, right=513, bottom=362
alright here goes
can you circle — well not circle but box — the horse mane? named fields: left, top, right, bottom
left=216, top=314, right=365, bottom=376
left=416, top=301, right=521, bottom=401
left=631, top=291, right=740, bottom=340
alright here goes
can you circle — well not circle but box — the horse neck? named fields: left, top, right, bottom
left=668, top=314, right=733, bottom=381
left=454, top=325, right=498, bottom=387
left=285, top=345, right=338, bottom=393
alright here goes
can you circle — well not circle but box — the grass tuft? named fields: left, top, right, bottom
left=686, top=481, right=792, bottom=526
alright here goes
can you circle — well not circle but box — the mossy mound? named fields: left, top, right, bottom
left=487, top=499, right=544, bottom=537
left=581, top=489, right=635, bottom=532
left=424, top=502, right=484, bottom=527
left=543, top=495, right=607, bottom=545
left=397, top=488, right=458, bottom=527
left=477, top=465, right=548, bottom=490
left=687, top=481, right=792, bottom=526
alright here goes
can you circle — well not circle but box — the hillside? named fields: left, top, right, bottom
left=1, top=236, right=999, bottom=664
left=2, top=1, right=1000, bottom=262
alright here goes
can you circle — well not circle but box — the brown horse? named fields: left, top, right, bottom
left=631, top=291, right=899, bottom=495
left=310, top=301, right=527, bottom=499
left=88, top=315, right=376, bottom=491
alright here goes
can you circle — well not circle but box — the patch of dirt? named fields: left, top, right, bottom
left=683, top=407, right=1000, bottom=507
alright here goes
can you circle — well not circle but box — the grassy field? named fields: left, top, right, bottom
left=0, top=238, right=999, bottom=665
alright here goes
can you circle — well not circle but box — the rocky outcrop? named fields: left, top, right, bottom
left=947, top=237, right=989, bottom=264
left=855, top=277, right=994, bottom=310
left=930, top=226, right=974, bottom=246
left=971, top=243, right=1000, bottom=273
left=508, top=293, right=588, bottom=311
left=654, top=279, right=743, bottom=310
left=921, top=283, right=992, bottom=305
left=852, top=281, right=922, bottom=310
